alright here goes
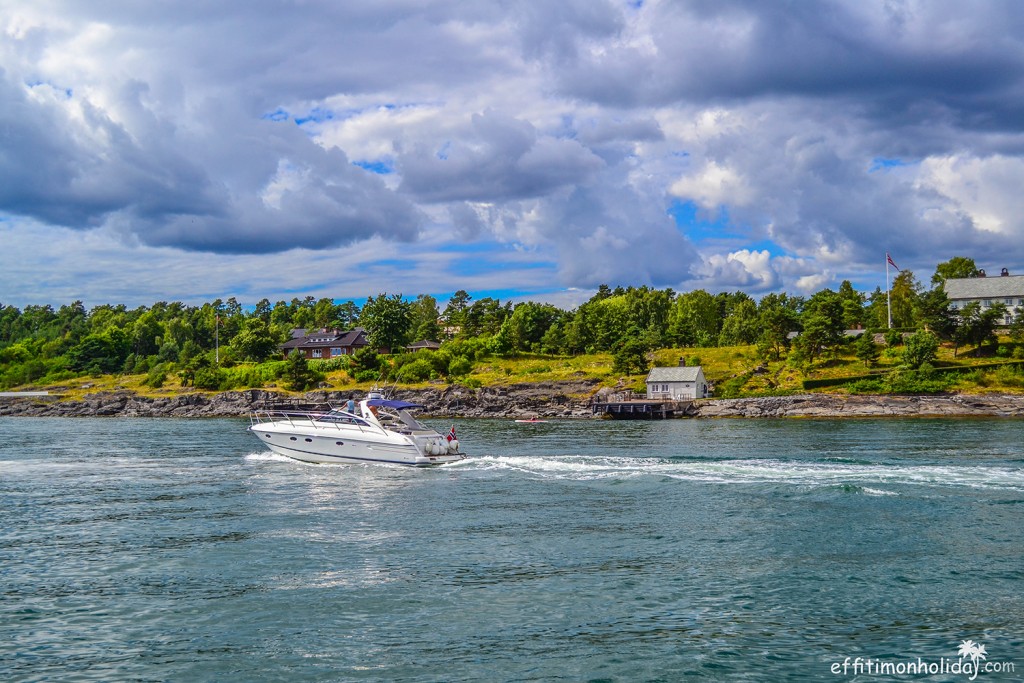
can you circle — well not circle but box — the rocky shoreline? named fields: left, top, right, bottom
left=1, top=382, right=1022, bottom=419
left=0, top=381, right=601, bottom=419
left=696, top=393, right=1024, bottom=418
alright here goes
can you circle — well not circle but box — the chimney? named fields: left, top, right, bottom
left=1001, top=268, right=1010, bottom=277
left=678, top=357, right=686, bottom=367
left=978, top=269, right=987, bottom=277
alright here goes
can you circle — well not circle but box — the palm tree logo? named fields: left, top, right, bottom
left=957, top=640, right=987, bottom=680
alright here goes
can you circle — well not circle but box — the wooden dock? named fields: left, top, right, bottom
left=591, top=398, right=693, bottom=419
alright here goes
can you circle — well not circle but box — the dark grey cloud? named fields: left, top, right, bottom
left=3, top=0, right=1024, bottom=302
left=0, top=66, right=422, bottom=253
left=559, top=1, right=1024, bottom=139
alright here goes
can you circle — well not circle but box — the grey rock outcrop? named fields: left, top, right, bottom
left=0, top=381, right=602, bottom=419
left=693, top=393, right=1024, bottom=418
left=3, top=385, right=1022, bottom=419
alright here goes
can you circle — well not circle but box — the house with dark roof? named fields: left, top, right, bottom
left=405, top=340, right=441, bottom=352
left=281, top=328, right=369, bottom=360
left=943, top=269, right=1024, bottom=326
left=645, top=363, right=709, bottom=400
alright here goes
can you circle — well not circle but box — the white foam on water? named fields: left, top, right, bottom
left=861, top=486, right=900, bottom=496
left=244, top=451, right=298, bottom=464
left=459, top=455, right=1024, bottom=491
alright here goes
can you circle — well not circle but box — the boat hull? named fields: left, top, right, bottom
left=249, top=424, right=464, bottom=467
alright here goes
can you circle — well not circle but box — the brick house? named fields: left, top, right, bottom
left=280, top=328, right=369, bottom=360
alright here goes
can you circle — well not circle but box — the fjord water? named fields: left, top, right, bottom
left=2, top=417, right=1023, bottom=681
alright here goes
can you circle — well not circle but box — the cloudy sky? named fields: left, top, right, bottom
left=3, top=0, right=1024, bottom=309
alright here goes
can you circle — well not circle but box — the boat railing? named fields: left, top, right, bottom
left=249, top=409, right=387, bottom=436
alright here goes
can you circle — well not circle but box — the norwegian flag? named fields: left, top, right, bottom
left=886, top=253, right=899, bottom=270
left=446, top=425, right=457, bottom=442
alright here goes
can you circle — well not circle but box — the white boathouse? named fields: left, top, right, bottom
left=645, top=363, right=709, bottom=400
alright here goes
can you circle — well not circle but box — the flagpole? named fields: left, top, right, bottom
left=215, top=313, right=220, bottom=364
left=885, top=254, right=892, bottom=329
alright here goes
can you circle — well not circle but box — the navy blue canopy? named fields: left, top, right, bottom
left=366, top=398, right=424, bottom=410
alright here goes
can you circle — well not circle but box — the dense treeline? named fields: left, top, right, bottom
left=2, top=257, right=1022, bottom=391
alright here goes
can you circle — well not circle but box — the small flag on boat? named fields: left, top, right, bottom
left=447, top=425, right=456, bottom=442
left=886, top=253, right=899, bottom=270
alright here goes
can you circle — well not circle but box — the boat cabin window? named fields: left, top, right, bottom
left=319, top=410, right=370, bottom=426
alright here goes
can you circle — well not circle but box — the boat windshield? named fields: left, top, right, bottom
left=319, top=409, right=370, bottom=426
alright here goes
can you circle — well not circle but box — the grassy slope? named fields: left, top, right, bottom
left=15, top=338, right=1024, bottom=399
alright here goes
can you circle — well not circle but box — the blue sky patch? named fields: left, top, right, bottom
left=869, top=157, right=915, bottom=172
left=295, top=107, right=335, bottom=126
left=669, top=200, right=744, bottom=242
left=353, top=160, right=393, bottom=174
left=262, top=108, right=290, bottom=122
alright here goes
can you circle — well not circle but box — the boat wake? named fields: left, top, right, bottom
left=457, top=454, right=1024, bottom=491
left=244, top=451, right=297, bottom=464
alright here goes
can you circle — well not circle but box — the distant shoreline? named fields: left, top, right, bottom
left=2, top=384, right=1023, bottom=419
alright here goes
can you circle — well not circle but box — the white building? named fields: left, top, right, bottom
left=943, top=269, right=1024, bottom=325
left=645, top=365, right=709, bottom=400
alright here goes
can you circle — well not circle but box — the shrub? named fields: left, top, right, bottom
left=902, top=330, right=939, bottom=369
left=354, top=369, right=379, bottom=383
left=883, top=366, right=952, bottom=394
left=281, top=350, right=322, bottom=391
left=394, top=357, right=434, bottom=382
left=309, top=357, right=350, bottom=373
left=144, top=364, right=169, bottom=388
left=992, top=364, right=1024, bottom=388
left=447, top=356, right=473, bottom=378
left=193, top=366, right=227, bottom=391
left=845, top=378, right=883, bottom=393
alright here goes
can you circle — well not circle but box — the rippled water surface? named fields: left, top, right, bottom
left=2, top=416, right=1023, bottom=681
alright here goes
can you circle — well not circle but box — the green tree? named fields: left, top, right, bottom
left=349, top=346, right=382, bottom=380
left=66, top=330, right=130, bottom=374
left=361, top=293, right=412, bottom=352
left=441, top=290, right=471, bottom=336
left=854, top=332, right=881, bottom=367
left=231, top=319, right=281, bottom=362
left=1010, top=308, right=1024, bottom=343
left=611, top=336, right=650, bottom=376
left=889, top=270, right=920, bottom=328
left=334, top=301, right=361, bottom=330
left=718, top=297, right=759, bottom=346
left=837, top=280, right=866, bottom=330
left=952, top=301, right=1007, bottom=357
left=915, top=287, right=955, bottom=338
left=667, top=290, right=720, bottom=347
left=462, top=297, right=510, bottom=337
left=756, top=294, right=800, bottom=361
left=130, top=311, right=163, bottom=357
left=931, top=256, right=979, bottom=286
left=794, top=312, right=840, bottom=367
left=284, top=349, right=318, bottom=391
left=793, top=289, right=846, bottom=366
left=409, top=294, right=442, bottom=342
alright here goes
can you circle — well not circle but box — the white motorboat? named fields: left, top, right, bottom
left=249, top=393, right=465, bottom=466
